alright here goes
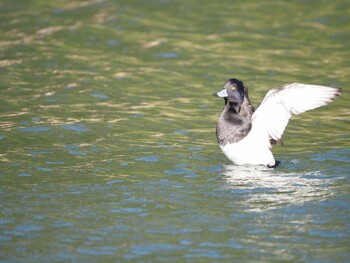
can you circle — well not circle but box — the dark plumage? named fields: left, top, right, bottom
left=213, top=78, right=341, bottom=167
left=214, top=79, right=254, bottom=145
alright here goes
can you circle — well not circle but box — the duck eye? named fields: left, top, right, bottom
left=232, top=86, right=236, bottom=90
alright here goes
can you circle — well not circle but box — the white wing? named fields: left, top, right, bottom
left=251, top=83, right=341, bottom=144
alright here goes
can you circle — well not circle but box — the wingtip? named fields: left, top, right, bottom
left=330, top=87, right=342, bottom=101
left=336, top=88, right=342, bottom=96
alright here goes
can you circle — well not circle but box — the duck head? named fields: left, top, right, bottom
left=213, top=78, right=245, bottom=113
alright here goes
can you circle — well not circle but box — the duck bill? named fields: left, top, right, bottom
left=213, top=89, right=228, bottom=97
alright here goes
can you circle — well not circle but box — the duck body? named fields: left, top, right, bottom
left=218, top=123, right=276, bottom=167
left=214, top=78, right=341, bottom=167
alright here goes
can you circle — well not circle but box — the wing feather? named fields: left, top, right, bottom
left=251, top=83, right=341, bottom=143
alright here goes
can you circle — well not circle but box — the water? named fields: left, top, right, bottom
left=1, top=0, right=350, bottom=262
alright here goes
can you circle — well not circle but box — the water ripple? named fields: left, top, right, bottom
left=135, top=155, right=159, bottom=162
left=61, top=124, right=90, bottom=132
left=17, top=126, right=51, bottom=132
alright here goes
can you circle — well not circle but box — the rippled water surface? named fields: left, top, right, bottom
left=1, top=0, right=350, bottom=262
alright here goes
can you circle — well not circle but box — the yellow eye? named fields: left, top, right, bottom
left=232, top=87, right=236, bottom=90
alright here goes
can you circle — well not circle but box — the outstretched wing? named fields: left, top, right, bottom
left=251, top=83, right=341, bottom=144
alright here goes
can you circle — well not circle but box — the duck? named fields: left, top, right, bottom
left=213, top=78, right=341, bottom=168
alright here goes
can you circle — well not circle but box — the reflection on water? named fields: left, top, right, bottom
left=223, top=165, right=339, bottom=210
left=1, top=0, right=349, bottom=262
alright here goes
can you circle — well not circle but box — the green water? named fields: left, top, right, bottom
left=1, top=0, right=349, bottom=262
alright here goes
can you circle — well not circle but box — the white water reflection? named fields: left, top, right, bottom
left=222, top=165, right=338, bottom=210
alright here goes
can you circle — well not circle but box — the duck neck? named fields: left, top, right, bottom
left=216, top=105, right=252, bottom=145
